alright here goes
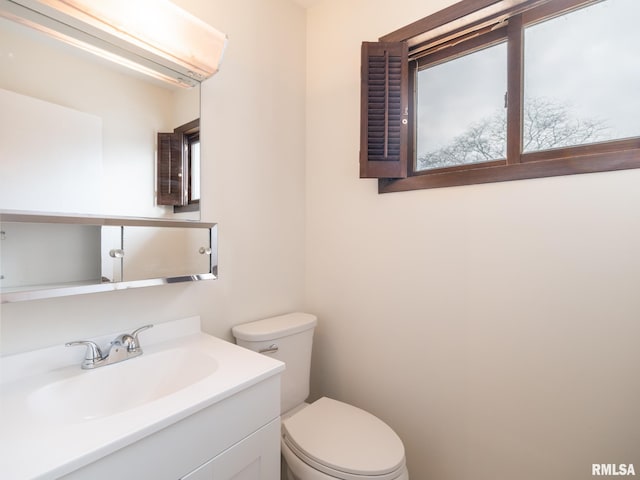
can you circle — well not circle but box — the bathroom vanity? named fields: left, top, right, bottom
left=0, top=317, right=284, bottom=479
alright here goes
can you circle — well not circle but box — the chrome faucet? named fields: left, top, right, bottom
left=66, top=324, right=153, bottom=369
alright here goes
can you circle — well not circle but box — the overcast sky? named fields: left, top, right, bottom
left=416, top=0, right=640, bottom=158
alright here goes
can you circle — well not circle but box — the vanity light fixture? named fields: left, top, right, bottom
left=0, top=0, right=227, bottom=87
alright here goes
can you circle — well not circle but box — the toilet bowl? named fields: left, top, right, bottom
left=281, top=397, right=408, bottom=480
left=232, top=313, right=409, bottom=480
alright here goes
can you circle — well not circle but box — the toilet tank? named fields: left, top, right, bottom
left=232, top=312, right=317, bottom=415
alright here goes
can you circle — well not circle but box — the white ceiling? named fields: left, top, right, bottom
left=291, top=0, right=323, bottom=8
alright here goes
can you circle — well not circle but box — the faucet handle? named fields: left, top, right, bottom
left=111, top=333, right=137, bottom=352
left=129, top=324, right=153, bottom=350
left=65, top=340, right=104, bottom=368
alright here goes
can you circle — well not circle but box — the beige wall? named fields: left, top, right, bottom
left=305, top=1, right=640, bottom=479
left=0, top=0, right=307, bottom=353
left=2, top=1, right=639, bottom=479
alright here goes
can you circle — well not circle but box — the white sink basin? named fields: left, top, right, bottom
left=0, top=317, right=285, bottom=480
left=27, top=347, right=219, bottom=423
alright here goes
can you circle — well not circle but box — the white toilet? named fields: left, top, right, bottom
left=232, top=312, right=409, bottom=480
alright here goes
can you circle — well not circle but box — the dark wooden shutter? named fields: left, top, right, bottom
left=157, top=132, right=187, bottom=206
left=360, top=41, right=409, bottom=179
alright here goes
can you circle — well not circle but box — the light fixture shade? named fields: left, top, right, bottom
left=1, top=0, right=227, bottom=86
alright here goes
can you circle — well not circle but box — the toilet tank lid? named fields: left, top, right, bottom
left=232, top=312, right=317, bottom=341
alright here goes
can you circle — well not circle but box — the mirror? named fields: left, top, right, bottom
left=119, top=226, right=212, bottom=281
left=0, top=14, right=201, bottom=219
left=0, top=213, right=217, bottom=303
left=0, top=1, right=223, bottom=302
left=1, top=222, right=102, bottom=290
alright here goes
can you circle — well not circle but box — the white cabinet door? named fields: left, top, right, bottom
left=182, top=418, right=280, bottom=480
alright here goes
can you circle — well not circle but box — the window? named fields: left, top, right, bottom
left=523, top=0, right=640, bottom=152
left=416, top=41, right=507, bottom=171
left=360, top=0, right=640, bottom=193
left=157, top=119, right=200, bottom=211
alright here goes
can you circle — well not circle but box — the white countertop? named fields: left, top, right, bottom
left=0, top=317, right=284, bottom=479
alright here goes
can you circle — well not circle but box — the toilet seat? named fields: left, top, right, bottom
left=282, top=397, right=406, bottom=480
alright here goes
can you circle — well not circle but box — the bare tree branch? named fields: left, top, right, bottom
left=418, top=98, right=609, bottom=171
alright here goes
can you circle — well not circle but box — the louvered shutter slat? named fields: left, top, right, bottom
left=360, top=41, right=408, bottom=178
left=157, top=132, right=187, bottom=206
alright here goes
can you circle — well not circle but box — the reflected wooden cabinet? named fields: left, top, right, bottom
left=0, top=211, right=217, bottom=303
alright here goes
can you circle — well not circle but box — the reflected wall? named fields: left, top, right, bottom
left=0, top=16, right=199, bottom=219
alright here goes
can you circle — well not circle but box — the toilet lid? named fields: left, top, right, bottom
left=282, top=397, right=405, bottom=478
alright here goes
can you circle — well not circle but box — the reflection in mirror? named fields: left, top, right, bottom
left=121, top=226, right=213, bottom=282
left=0, top=212, right=217, bottom=303
left=157, top=119, right=201, bottom=212
left=101, top=226, right=123, bottom=283
left=0, top=14, right=200, bottom=219
left=0, top=222, right=102, bottom=292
